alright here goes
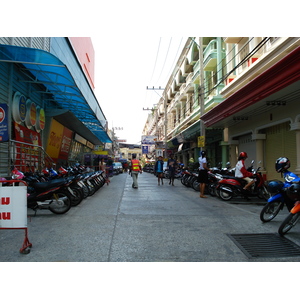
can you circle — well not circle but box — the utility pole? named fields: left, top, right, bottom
left=145, top=86, right=167, bottom=158
left=198, top=37, right=205, bottom=152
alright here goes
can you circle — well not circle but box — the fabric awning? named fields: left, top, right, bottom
left=0, top=44, right=112, bottom=143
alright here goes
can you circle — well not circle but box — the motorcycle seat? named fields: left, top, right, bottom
left=31, top=178, right=67, bottom=191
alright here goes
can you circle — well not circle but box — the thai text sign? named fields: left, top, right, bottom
left=0, top=185, right=27, bottom=228
left=0, top=103, right=9, bottom=142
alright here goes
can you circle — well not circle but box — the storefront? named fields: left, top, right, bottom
left=0, top=42, right=111, bottom=176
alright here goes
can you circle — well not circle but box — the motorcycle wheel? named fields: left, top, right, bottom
left=70, top=187, right=84, bottom=206
left=218, top=185, right=233, bottom=201
left=208, top=183, right=216, bottom=197
left=81, top=184, right=89, bottom=199
left=49, top=191, right=72, bottom=214
left=87, top=183, right=96, bottom=196
left=258, top=185, right=270, bottom=200
left=278, top=212, right=300, bottom=236
left=260, top=201, right=284, bottom=222
left=192, top=180, right=200, bottom=191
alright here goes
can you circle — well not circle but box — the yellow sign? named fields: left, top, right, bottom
left=46, top=119, right=64, bottom=159
left=198, top=136, right=205, bottom=147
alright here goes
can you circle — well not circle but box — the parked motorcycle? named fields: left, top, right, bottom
left=260, top=179, right=298, bottom=222
left=216, top=161, right=269, bottom=201
left=12, top=167, right=72, bottom=215
left=278, top=188, right=300, bottom=236
left=260, top=157, right=300, bottom=223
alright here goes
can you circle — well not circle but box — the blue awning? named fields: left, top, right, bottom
left=0, top=44, right=112, bottom=143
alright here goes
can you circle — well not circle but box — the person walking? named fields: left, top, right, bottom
left=130, top=154, right=142, bottom=189
left=198, top=150, right=210, bottom=198
left=154, top=156, right=164, bottom=185
left=167, top=154, right=177, bottom=186
left=99, top=157, right=110, bottom=185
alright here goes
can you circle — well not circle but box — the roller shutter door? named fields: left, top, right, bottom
left=237, top=134, right=256, bottom=162
left=265, top=122, right=296, bottom=180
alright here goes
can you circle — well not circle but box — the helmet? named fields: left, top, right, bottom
left=286, top=183, right=300, bottom=201
left=200, top=150, right=206, bottom=156
left=267, top=180, right=284, bottom=194
left=275, top=157, right=290, bottom=173
left=239, top=152, right=248, bottom=159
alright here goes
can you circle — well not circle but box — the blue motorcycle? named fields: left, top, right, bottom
left=260, top=162, right=300, bottom=222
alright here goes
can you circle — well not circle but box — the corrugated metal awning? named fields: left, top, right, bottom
left=0, top=44, right=112, bottom=143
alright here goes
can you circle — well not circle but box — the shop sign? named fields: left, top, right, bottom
left=0, top=185, right=27, bottom=228
left=25, top=100, right=36, bottom=129
left=198, top=136, right=205, bottom=147
left=58, top=127, right=73, bottom=161
left=141, top=135, right=158, bottom=145
left=74, top=133, right=86, bottom=145
left=142, top=145, right=148, bottom=154
left=12, top=91, right=45, bottom=132
left=46, top=119, right=74, bottom=162
left=12, top=92, right=26, bottom=124
left=86, top=141, right=94, bottom=149
left=14, top=122, right=42, bottom=170
left=0, top=103, right=9, bottom=142
left=35, top=107, right=45, bottom=132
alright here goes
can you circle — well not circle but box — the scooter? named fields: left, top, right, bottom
left=12, top=167, right=72, bottom=215
left=260, top=170, right=300, bottom=222
left=278, top=182, right=300, bottom=236
left=216, top=162, right=269, bottom=201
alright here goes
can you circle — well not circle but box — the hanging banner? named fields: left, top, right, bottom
left=142, top=145, right=149, bottom=154
left=141, top=135, right=158, bottom=145
left=198, top=136, right=205, bottom=147
left=0, top=103, right=9, bottom=142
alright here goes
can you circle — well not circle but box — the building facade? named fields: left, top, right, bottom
left=142, top=37, right=300, bottom=180
left=0, top=37, right=111, bottom=176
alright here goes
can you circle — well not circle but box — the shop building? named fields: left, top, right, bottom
left=142, top=37, right=300, bottom=180
left=0, top=37, right=111, bottom=176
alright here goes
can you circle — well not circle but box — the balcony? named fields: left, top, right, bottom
left=192, top=60, right=200, bottom=83
left=203, top=40, right=217, bottom=71
left=223, top=37, right=243, bottom=43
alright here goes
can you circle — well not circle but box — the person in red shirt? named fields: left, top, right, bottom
left=235, top=152, right=254, bottom=190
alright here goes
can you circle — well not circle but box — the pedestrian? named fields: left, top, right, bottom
left=99, top=157, right=110, bottom=185
left=167, top=153, right=177, bottom=186
left=235, top=152, right=254, bottom=191
left=154, top=156, right=164, bottom=185
left=130, top=154, right=142, bottom=189
left=198, top=150, right=210, bottom=198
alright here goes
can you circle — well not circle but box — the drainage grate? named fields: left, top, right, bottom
left=227, top=233, right=300, bottom=258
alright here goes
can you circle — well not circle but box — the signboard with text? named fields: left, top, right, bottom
left=0, top=103, right=9, bottom=142
left=0, top=185, right=27, bottom=228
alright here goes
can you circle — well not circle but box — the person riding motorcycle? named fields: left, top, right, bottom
left=235, top=152, right=254, bottom=191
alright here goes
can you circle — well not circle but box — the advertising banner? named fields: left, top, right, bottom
left=0, top=103, right=9, bottom=142
left=0, top=185, right=27, bottom=228
left=14, top=123, right=42, bottom=170
left=46, top=119, right=74, bottom=163
left=141, top=135, right=158, bottom=145
left=142, top=145, right=149, bottom=154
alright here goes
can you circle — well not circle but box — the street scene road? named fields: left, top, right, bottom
left=2, top=172, right=300, bottom=262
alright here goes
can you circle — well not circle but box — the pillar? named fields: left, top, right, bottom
left=290, top=122, right=300, bottom=175
left=252, top=133, right=266, bottom=171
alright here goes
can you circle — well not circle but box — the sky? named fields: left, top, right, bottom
left=92, top=36, right=185, bottom=144
left=3, top=0, right=296, bottom=146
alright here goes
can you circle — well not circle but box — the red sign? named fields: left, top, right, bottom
left=14, top=123, right=42, bottom=171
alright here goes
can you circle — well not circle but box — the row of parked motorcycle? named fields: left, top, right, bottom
left=1, top=164, right=107, bottom=215
left=181, top=158, right=300, bottom=236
